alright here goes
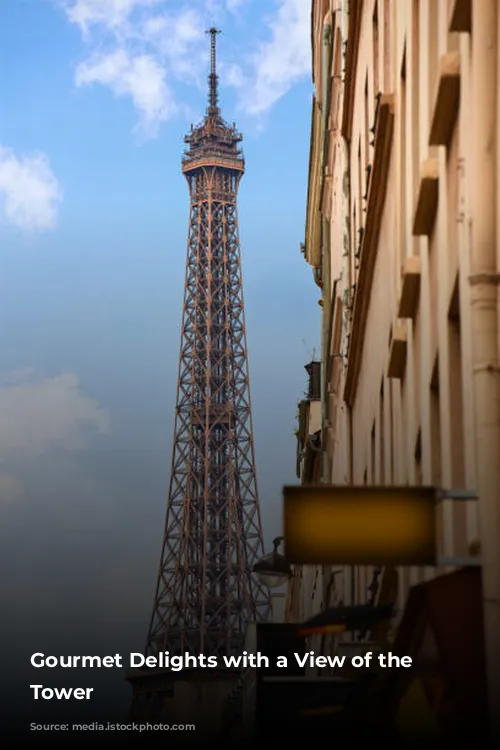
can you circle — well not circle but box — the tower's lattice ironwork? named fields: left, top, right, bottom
left=146, top=29, right=270, bottom=661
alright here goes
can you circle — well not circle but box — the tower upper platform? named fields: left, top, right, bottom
left=182, top=28, right=244, bottom=175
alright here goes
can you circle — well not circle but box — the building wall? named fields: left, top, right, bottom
left=334, top=0, right=482, bottom=606
left=290, top=0, right=500, bottom=701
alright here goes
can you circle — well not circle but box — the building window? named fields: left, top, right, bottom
left=371, top=421, right=376, bottom=484
left=373, top=1, right=380, bottom=95
left=383, top=0, right=391, bottom=90
left=447, top=125, right=459, bottom=282
left=356, top=137, right=363, bottom=268
left=411, top=0, right=420, bottom=214
left=332, top=29, right=343, bottom=129
left=379, top=380, right=385, bottom=484
left=399, top=47, right=407, bottom=262
left=428, top=1, right=438, bottom=136
left=357, top=135, right=363, bottom=225
left=352, top=202, right=357, bottom=289
left=429, top=230, right=438, bottom=351
left=389, top=380, right=395, bottom=483
left=448, top=281, right=465, bottom=486
left=448, top=280, right=467, bottom=554
left=414, top=429, right=422, bottom=485
left=430, top=358, right=441, bottom=486
left=413, top=308, right=421, bottom=435
left=430, top=358, right=442, bottom=554
left=364, top=74, right=370, bottom=169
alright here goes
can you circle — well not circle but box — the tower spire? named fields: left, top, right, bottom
left=206, top=27, right=221, bottom=115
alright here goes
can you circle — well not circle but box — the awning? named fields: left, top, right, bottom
left=298, top=603, right=395, bottom=637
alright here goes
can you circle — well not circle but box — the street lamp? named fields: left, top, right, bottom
left=252, top=536, right=292, bottom=588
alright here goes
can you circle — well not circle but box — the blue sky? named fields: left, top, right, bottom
left=0, top=0, right=319, bottom=707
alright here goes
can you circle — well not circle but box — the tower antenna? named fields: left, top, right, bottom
left=206, top=27, right=221, bottom=114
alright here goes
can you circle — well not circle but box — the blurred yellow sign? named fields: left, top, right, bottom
left=283, top=485, right=436, bottom=565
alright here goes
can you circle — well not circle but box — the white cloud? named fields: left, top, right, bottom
left=0, top=146, right=63, bottom=232
left=141, top=8, right=202, bottom=55
left=76, top=50, right=176, bottom=138
left=0, top=370, right=110, bottom=459
left=240, top=0, right=311, bottom=116
left=58, top=0, right=311, bottom=136
left=63, top=0, right=160, bottom=35
left=221, top=61, right=245, bottom=88
left=225, top=0, right=247, bottom=11
left=138, top=8, right=205, bottom=82
left=63, top=1, right=205, bottom=136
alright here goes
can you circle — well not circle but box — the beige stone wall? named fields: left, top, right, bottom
left=290, top=1, right=500, bottom=674
left=329, top=0, right=483, bottom=608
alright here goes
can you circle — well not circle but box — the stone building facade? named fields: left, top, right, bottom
left=287, top=0, right=500, bottom=741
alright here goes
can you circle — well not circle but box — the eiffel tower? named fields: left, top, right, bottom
left=127, top=28, right=270, bottom=729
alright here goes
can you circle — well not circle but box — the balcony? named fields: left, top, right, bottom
left=387, top=322, right=408, bottom=380
left=429, top=52, right=461, bottom=148
left=295, top=361, right=322, bottom=481
left=448, top=0, right=471, bottom=32
left=305, top=360, right=321, bottom=400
